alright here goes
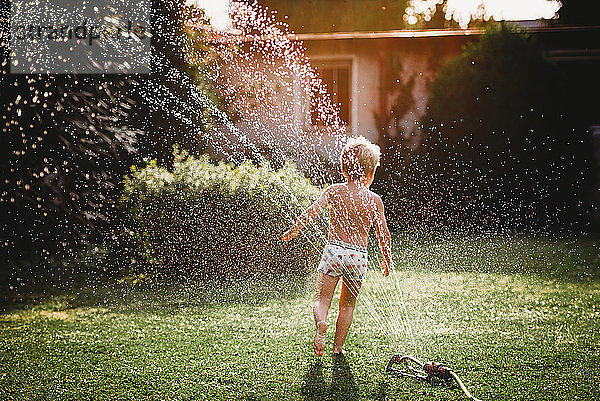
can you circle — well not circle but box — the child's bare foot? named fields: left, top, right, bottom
left=332, top=343, right=343, bottom=354
left=314, top=320, right=327, bottom=356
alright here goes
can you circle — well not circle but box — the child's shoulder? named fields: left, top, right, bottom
left=324, top=183, right=345, bottom=193
left=367, top=188, right=381, bottom=198
left=366, top=189, right=383, bottom=204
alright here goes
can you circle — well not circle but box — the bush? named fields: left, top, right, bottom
left=120, top=148, right=324, bottom=278
left=418, top=24, right=595, bottom=230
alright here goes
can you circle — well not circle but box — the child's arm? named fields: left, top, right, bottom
left=282, top=187, right=330, bottom=241
left=373, top=194, right=392, bottom=277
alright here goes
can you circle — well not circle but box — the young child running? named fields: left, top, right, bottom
left=282, top=136, right=392, bottom=356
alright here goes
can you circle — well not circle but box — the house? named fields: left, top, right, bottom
left=297, top=28, right=481, bottom=143
left=294, top=24, right=600, bottom=145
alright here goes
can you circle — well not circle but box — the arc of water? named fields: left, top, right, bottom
left=144, top=7, right=422, bottom=359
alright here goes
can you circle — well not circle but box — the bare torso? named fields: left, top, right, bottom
left=282, top=177, right=391, bottom=273
left=326, top=182, right=378, bottom=248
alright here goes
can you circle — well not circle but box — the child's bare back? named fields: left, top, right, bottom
left=283, top=180, right=391, bottom=275
left=326, top=182, right=383, bottom=249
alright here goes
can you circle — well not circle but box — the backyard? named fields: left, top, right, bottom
left=3, top=1, right=600, bottom=400
left=2, top=234, right=599, bottom=400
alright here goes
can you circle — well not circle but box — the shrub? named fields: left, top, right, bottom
left=418, top=24, right=594, bottom=230
left=120, top=148, right=324, bottom=278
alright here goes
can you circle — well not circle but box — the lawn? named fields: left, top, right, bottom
left=1, top=234, right=599, bottom=400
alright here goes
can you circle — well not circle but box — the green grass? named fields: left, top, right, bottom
left=1, top=235, right=599, bottom=400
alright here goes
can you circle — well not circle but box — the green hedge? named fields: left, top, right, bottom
left=120, top=148, right=324, bottom=278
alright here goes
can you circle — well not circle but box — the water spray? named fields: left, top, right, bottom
left=386, top=354, right=482, bottom=401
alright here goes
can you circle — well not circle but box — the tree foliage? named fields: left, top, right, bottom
left=0, top=1, right=226, bottom=265
left=558, top=0, right=600, bottom=25
left=418, top=24, right=595, bottom=230
left=0, top=71, right=141, bottom=262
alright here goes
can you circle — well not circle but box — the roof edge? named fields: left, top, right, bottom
left=291, top=25, right=600, bottom=41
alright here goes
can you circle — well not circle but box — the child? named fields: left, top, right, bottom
left=282, top=136, right=392, bottom=356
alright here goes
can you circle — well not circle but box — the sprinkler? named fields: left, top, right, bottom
left=386, top=354, right=482, bottom=401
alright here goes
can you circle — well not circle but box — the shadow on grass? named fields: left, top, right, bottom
left=301, top=354, right=359, bottom=401
left=374, top=380, right=389, bottom=401
left=301, top=361, right=328, bottom=401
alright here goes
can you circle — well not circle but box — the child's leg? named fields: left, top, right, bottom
left=313, top=272, right=339, bottom=356
left=314, top=272, right=339, bottom=323
left=332, top=278, right=362, bottom=354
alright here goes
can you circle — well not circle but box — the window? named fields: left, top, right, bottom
left=311, top=61, right=352, bottom=126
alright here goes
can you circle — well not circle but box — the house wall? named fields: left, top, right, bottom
left=303, top=35, right=475, bottom=142
left=302, top=27, right=600, bottom=145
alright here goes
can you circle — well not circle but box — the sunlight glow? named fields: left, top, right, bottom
left=407, top=0, right=562, bottom=28
left=186, top=0, right=232, bottom=31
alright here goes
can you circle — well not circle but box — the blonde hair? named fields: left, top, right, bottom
left=340, top=136, right=381, bottom=180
